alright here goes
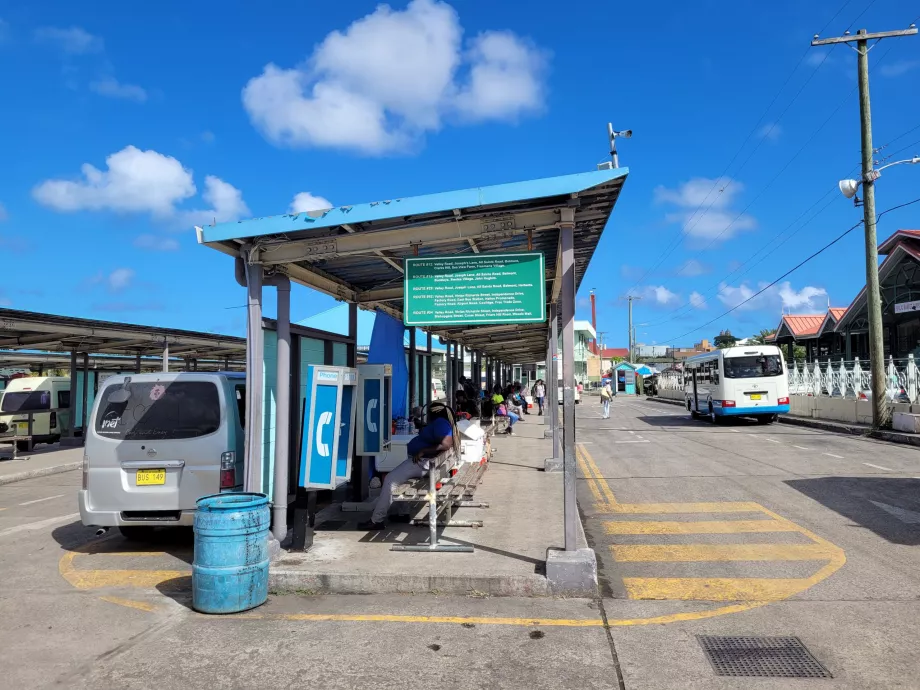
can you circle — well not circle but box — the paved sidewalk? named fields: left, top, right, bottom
left=270, top=414, right=590, bottom=597
left=0, top=444, right=82, bottom=485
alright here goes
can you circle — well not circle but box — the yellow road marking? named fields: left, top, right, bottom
left=99, top=596, right=158, bottom=613
left=577, top=443, right=847, bottom=610
left=624, top=577, right=822, bottom=601
left=611, top=543, right=838, bottom=562
left=59, top=551, right=189, bottom=590
left=604, top=520, right=798, bottom=535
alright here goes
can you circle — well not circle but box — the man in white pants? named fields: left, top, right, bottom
left=358, top=404, right=455, bottom=530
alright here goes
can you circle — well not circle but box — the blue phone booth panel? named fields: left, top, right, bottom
left=299, top=366, right=357, bottom=490
left=356, top=364, right=392, bottom=456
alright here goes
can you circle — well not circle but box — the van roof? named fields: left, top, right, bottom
left=100, top=371, right=246, bottom=384
left=2, top=376, right=70, bottom=390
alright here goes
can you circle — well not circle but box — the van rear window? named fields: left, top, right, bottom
left=1, top=391, right=51, bottom=413
left=95, top=381, right=221, bottom=440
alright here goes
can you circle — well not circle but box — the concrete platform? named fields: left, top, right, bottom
left=0, top=443, right=83, bottom=485
left=270, top=415, right=594, bottom=597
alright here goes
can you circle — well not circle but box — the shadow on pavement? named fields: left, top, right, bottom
left=785, top=477, right=920, bottom=545
left=52, top=522, right=195, bottom=563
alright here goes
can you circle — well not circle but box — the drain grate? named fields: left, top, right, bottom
left=697, top=636, right=832, bottom=678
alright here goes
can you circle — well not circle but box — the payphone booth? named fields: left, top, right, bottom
left=298, top=365, right=358, bottom=490
left=356, top=364, right=392, bottom=455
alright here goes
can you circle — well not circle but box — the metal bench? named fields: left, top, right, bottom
left=389, top=449, right=489, bottom=553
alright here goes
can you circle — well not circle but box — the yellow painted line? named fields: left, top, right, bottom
left=604, top=520, right=798, bottom=535
left=607, top=602, right=769, bottom=626
left=598, top=502, right=765, bottom=514
left=624, top=577, right=817, bottom=601
left=234, top=612, right=605, bottom=627
left=59, top=551, right=189, bottom=590
left=611, top=543, right=838, bottom=563
left=99, top=596, right=158, bottom=613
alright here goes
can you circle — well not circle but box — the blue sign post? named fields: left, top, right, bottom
left=298, top=366, right=357, bottom=490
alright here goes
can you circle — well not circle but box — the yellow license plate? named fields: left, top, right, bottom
left=750, top=394, right=762, bottom=400
left=136, top=469, right=166, bottom=486
left=17, top=423, right=29, bottom=433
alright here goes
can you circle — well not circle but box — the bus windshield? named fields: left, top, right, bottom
left=723, top=355, right=784, bottom=379
left=1, top=390, right=51, bottom=413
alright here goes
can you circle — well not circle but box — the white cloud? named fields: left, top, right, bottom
left=34, top=26, right=103, bottom=54
left=806, top=51, right=832, bottom=68
left=89, top=77, right=147, bottom=102
left=632, top=285, right=679, bottom=306
left=689, top=291, right=707, bottom=309
left=32, top=146, right=248, bottom=228
left=241, top=0, right=547, bottom=155
left=656, top=177, right=756, bottom=241
left=758, top=123, right=782, bottom=141
left=880, top=60, right=920, bottom=78
left=177, top=176, right=250, bottom=227
left=677, top=259, right=708, bottom=277
left=33, top=146, right=195, bottom=216
left=0, top=201, right=7, bottom=222
left=716, top=280, right=827, bottom=312
left=134, top=234, right=179, bottom=251
left=290, top=192, right=333, bottom=214
left=108, top=268, right=134, bottom=291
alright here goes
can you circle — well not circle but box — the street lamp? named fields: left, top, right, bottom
left=839, top=157, right=920, bottom=205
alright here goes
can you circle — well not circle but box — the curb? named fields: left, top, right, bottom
left=644, top=396, right=920, bottom=448
left=268, top=570, right=551, bottom=597
left=0, top=461, right=81, bottom=486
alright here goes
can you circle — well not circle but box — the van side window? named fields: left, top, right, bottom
left=235, top=385, right=246, bottom=428
left=58, top=390, right=71, bottom=408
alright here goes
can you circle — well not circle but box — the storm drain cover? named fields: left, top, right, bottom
left=697, top=636, right=832, bottom=678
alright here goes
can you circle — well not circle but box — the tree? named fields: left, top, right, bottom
left=750, top=328, right=777, bottom=345
left=713, top=329, right=738, bottom=349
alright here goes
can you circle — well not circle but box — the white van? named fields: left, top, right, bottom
left=557, top=381, right=581, bottom=405
left=431, top=378, right=445, bottom=401
left=0, top=376, right=72, bottom=451
left=79, top=372, right=246, bottom=539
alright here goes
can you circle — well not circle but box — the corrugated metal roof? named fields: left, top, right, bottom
left=198, top=167, right=629, bottom=363
left=780, top=314, right=825, bottom=338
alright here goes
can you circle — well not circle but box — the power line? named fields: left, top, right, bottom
left=659, top=196, right=920, bottom=343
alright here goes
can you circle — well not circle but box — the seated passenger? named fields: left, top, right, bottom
left=358, top=403, right=458, bottom=530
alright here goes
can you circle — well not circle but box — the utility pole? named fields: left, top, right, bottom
left=620, top=295, right=641, bottom=362
left=812, top=24, right=917, bottom=428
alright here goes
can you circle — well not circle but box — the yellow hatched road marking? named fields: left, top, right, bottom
left=99, top=596, right=158, bottom=612
left=624, top=577, right=822, bottom=602
left=611, top=543, right=838, bottom=562
left=59, top=551, right=189, bottom=590
left=599, top=502, right=764, bottom=514
left=604, top=520, right=798, bottom=535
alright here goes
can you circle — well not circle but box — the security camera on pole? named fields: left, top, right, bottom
left=812, top=23, right=918, bottom=429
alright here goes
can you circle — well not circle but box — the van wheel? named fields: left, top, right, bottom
left=118, top=526, right=156, bottom=541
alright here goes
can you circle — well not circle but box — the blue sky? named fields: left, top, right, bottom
left=1, top=1, right=919, bottom=349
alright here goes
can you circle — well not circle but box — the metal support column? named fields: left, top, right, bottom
left=560, top=212, right=577, bottom=551
left=446, top=341, right=453, bottom=408
left=135, top=352, right=141, bottom=374
left=425, top=331, right=433, bottom=408
left=162, top=342, right=169, bottom=372
left=271, top=275, right=291, bottom=542
left=409, top=327, right=418, bottom=413
left=348, top=302, right=369, bottom=503
left=68, top=349, right=78, bottom=438
left=550, top=303, right=560, bottom=458
left=80, top=352, right=89, bottom=435
left=243, top=252, right=264, bottom=494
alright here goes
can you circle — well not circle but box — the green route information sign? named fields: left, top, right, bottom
left=404, top=252, right=546, bottom=326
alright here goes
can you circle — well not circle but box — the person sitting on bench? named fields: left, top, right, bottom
left=358, top=402, right=459, bottom=530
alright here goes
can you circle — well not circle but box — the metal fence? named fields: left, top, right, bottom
left=658, top=355, right=917, bottom=403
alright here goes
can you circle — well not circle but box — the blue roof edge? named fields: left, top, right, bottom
left=198, top=167, right=629, bottom=244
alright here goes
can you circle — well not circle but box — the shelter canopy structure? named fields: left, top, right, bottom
left=197, top=167, right=628, bottom=362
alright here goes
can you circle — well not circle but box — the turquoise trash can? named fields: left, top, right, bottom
left=193, top=492, right=270, bottom=614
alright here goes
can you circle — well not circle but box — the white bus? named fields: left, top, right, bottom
left=684, top=345, right=790, bottom=424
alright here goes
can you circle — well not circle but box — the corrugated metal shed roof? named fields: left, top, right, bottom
left=198, top=167, right=629, bottom=363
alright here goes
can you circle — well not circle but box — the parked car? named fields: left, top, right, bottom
left=78, top=372, right=246, bottom=540
left=0, top=376, right=71, bottom=451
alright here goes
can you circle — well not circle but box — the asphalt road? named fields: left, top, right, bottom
left=3, top=401, right=920, bottom=688
left=577, top=396, right=920, bottom=689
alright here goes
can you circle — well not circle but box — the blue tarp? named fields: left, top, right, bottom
left=367, top=309, right=408, bottom=419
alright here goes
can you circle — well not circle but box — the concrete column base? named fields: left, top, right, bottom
left=544, top=429, right=553, bottom=439
left=268, top=535, right=284, bottom=562
left=546, top=547, right=597, bottom=596
left=544, top=458, right=563, bottom=473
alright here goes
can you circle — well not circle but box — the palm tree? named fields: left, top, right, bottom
left=751, top=328, right=777, bottom=345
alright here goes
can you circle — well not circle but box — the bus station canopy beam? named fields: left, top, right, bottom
left=197, top=167, right=628, bottom=363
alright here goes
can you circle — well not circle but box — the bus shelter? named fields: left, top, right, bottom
left=196, top=166, right=628, bottom=578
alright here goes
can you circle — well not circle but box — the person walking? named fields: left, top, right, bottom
left=600, top=381, right=612, bottom=419
left=533, top=379, right=546, bottom=415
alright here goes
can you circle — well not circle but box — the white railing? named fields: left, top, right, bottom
left=657, top=354, right=917, bottom=403
left=786, top=355, right=915, bottom=402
